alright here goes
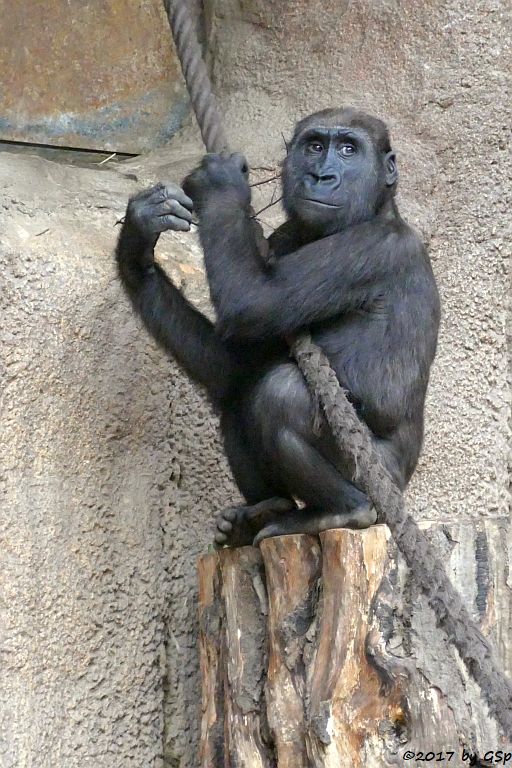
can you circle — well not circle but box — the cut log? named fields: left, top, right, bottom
left=198, top=523, right=510, bottom=767
left=262, top=535, right=321, bottom=768
left=198, top=553, right=224, bottom=767
left=198, top=547, right=274, bottom=767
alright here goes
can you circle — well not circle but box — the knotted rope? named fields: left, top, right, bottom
left=163, top=0, right=512, bottom=737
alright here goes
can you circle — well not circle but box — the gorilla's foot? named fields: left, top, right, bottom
left=214, top=497, right=295, bottom=549
left=253, top=503, right=377, bottom=545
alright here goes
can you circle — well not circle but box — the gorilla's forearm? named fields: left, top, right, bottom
left=116, top=215, right=239, bottom=402
left=198, top=200, right=263, bottom=287
left=197, top=202, right=419, bottom=342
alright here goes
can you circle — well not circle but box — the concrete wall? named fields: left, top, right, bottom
left=1, top=1, right=510, bottom=766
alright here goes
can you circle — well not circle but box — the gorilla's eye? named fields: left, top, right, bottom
left=340, top=143, right=356, bottom=157
left=307, top=141, right=324, bottom=154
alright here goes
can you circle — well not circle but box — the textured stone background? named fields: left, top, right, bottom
left=0, top=1, right=510, bottom=766
left=0, top=149, right=233, bottom=768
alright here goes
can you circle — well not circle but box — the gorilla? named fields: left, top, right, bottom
left=116, top=107, right=440, bottom=547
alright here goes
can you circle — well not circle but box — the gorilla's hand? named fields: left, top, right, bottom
left=126, top=183, right=193, bottom=247
left=183, top=153, right=251, bottom=214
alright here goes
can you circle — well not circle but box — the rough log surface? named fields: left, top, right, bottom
left=198, top=525, right=509, bottom=767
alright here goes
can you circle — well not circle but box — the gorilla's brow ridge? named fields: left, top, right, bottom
left=298, top=126, right=360, bottom=139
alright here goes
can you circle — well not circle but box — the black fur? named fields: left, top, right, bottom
left=116, top=108, right=440, bottom=546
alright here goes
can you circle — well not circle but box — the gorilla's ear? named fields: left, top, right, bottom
left=385, top=151, right=398, bottom=186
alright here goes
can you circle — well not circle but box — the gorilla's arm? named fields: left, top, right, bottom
left=199, top=204, right=417, bottom=341
left=116, top=184, right=241, bottom=401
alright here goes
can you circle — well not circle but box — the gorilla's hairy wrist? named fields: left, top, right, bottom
left=196, top=186, right=251, bottom=218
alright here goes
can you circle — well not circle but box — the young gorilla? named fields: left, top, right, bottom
left=116, top=108, right=440, bottom=547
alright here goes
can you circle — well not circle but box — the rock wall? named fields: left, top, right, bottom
left=0, top=0, right=204, bottom=152
left=0, top=149, right=235, bottom=767
left=1, top=1, right=510, bottom=766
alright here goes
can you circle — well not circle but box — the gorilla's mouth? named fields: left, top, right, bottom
left=299, top=197, right=341, bottom=209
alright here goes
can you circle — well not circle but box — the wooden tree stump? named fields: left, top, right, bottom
left=198, top=524, right=510, bottom=767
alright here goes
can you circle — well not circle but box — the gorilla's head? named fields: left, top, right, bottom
left=282, top=107, right=398, bottom=236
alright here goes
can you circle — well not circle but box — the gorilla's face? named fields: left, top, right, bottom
left=282, top=109, right=397, bottom=236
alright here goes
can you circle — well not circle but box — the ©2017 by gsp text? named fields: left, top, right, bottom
left=402, top=748, right=512, bottom=764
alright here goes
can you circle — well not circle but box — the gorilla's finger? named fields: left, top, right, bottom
left=151, top=215, right=191, bottom=233
left=152, top=199, right=193, bottom=222
left=147, top=183, right=193, bottom=210
left=132, top=182, right=166, bottom=201
left=161, top=184, right=194, bottom=210
left=182, top=172, right=205, bottom=199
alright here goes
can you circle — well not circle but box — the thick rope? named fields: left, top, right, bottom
left=164, top=0, right=229, bottom=153
left=163, top=0, right=512, bottom=737
left=292, top=335, right=512, bottom=735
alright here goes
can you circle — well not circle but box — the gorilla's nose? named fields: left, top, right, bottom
left=305, top=171, right=341, bottom=189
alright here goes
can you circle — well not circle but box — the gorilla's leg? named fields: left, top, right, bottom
left=237, top=363, right=376, bottom=543
left=215, top=412, right=294, bottom=548
left=218, top=364, right=396, bottom=546
left=252, top=427, right=377, bottom=543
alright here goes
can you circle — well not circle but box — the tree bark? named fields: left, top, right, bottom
left=198, top=524, right=510, bottom=767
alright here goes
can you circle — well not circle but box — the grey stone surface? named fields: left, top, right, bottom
left=0, top=151, right=237, bottom=767
left=1, top=0, right=511, bottom=765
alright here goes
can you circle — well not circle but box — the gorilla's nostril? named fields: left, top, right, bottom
left=305, top=172, right=339, bottom=187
